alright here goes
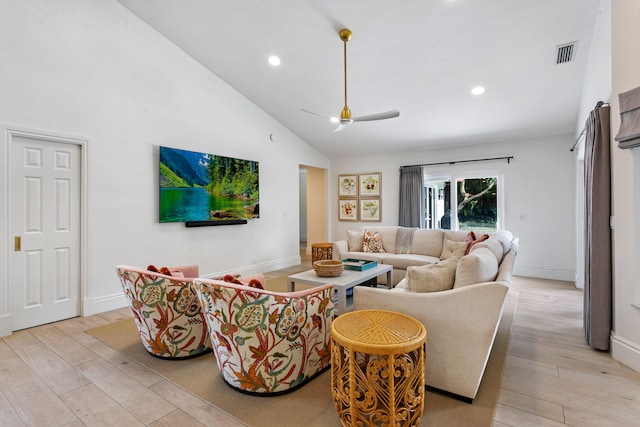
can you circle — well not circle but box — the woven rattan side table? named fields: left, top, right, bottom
left=311, top=242, right=333, bottom=263
left=330, top=310, right=426, bottom=427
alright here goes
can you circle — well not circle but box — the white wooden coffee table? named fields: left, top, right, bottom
left=287, top=264, right=393, bottom=315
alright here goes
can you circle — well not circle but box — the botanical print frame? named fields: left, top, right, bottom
left=359, top=198, right=381, bottom=222
left=359, top=172, right=381, bottom=197
left=338, top=174, right=358, bottom=197
left=338, top=198, right=358, bottom=221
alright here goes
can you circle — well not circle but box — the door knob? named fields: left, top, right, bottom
left=14, top=236, right=21, bottom=251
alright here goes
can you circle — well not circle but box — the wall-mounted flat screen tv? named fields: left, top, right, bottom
left=159, top=146, right=259, bottom=223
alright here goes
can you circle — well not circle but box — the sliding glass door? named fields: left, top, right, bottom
left=424, top=173, right=502, bottom=232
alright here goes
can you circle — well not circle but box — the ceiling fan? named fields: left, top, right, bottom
left=302, top=28, right=400, bottom=132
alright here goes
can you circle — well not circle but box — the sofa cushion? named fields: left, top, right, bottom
left=470, top=238, right=504, bottom=263
left=361, top=226, right=398, bottom=254
left=380, top=253, right=439, bottom=270
left=440, top=239, right=469, bottom=260
left=406, top=257, right=459, bottom=293
left=490, top=230, right=514, bottom=253
left=454, top=247, right=499, bottom=288
left=363, top=231, right=385, bottom=253
left=444, top=230, right=470, bottom=242
left=347, top=230, right=364, bottom=252
left=410, top=229, right=444, bottom=257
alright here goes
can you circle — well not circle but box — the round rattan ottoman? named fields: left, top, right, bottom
left=330, top=309, right=427, bottom=427
left=311, top=242, right=333, bottom=263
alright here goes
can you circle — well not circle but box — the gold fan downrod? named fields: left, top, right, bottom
left=339, top=29, right=352, bottom=120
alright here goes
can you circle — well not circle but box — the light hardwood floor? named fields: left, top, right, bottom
left=1, top=254, right=640, bottom=426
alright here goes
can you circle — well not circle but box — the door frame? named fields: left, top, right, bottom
left=0, top=124, right=88, bottom=336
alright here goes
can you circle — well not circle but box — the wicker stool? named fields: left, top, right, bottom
left=330, top=310, right=426, bottom=427
left=311, top=242, right=333, bottom=263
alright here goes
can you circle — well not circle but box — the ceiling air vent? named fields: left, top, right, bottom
left=556, top=42, right=577, bottom=64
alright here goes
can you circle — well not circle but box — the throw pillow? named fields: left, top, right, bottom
left=346, top=230, right=364, bottom=252
left=453, top=248, right=499, bottom=288
left=222, top=274, right=265, bottom=290
left=406, top=257, right=459, bottom=293
left=440, top=239, right=468, bottom=260
left=362, top=230, right=385, bottom=253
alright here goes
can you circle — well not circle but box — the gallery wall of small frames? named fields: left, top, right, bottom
left=337, top=172, right=381, bottom=221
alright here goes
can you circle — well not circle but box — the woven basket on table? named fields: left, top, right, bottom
left=313, top=260, right=344, bottom=277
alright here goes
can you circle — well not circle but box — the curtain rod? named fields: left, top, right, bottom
left=401, top=156, right=514, bottom=169
left=570, top=127, right=586, bottom=152
left=570, top=101, right=610, bottom=152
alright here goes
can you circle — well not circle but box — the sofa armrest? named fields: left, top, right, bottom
left=354, top=282, right=509, bottom=400
left=495, top=239, right=518, bottom=284
left=333, top=240, right=348, bottom=260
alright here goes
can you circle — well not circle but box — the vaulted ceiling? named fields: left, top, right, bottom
left=116, top=0, right=602, bottom=159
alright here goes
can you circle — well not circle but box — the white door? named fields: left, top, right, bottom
left=10, top=135, right=81, bottom=330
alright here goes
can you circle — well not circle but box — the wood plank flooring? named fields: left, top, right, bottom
left=1, top=253, right=639, bottom=426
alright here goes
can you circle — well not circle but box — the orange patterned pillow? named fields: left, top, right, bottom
left=147, top=265, right=173, bottom=276
left=362, top=231, right=385, bottom=253
left=464, top=231, right=489, bottom=254
left=222, top=274, right=264, bottom=290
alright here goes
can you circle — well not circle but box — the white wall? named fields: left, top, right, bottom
left=610, top=0, right=640, bottom=372
left=331, top=135, right=577, bottom=281
left=0, top=0, right=329, bottom=332
left=299, top=169, right=308, bottom=242
left=573, top=0, right=612, bottom=289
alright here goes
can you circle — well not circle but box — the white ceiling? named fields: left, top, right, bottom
left=116, top=0, right=601, bottom=159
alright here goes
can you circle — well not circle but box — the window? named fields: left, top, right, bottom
left=424, top=172, right=502, bottom=233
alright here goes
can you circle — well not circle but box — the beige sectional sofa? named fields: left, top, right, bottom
left=333, top=226, right=518, bottom=401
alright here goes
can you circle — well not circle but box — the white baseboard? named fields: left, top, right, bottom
left=0, top=314, right=12, bottom=338
left=513, top=266, right=575, bottom=282
left=82, top=293, right=127, bottom=316
left=205, top=256, right=302, bottom=279
left=77, top=256, right=304, bottom=318
left=611, top=333, right=640, bottom=373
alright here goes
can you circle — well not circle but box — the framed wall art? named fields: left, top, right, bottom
left=359, top=172, right=381, bottom=197
left=359, top=198, right=381, bottom=222
left=338, top=174, right=358, bottom=197
left=338, top=198, right=358, bottom=221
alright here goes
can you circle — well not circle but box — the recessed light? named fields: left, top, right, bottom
left=268, top=55, right=281, bottom=66
left=330, top=117, right=340, bottom=123
left=471, top=86, right=485, bottom=95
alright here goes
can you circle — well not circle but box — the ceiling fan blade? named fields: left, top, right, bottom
left=351, top=110, right=400, bottom=122
left=300, top=108, right=332, bottom=119
left=302, top=30, right=400, bottom=132
left=334, top=123, right=349, bottom=132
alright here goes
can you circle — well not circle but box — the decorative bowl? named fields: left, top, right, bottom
left=313, top=260, right=344, bottom=277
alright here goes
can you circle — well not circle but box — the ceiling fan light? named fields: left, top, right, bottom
left=268, top=55, right=281, bottom=66
left=330, top=117, right=340, bottom=123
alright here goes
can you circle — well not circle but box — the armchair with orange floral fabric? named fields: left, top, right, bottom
left=115, top=264, right=212, bottom=359
left=193, top=274, right=334, bottom=395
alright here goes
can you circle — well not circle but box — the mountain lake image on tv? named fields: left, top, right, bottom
left=159, top=146, right=259, bottom=223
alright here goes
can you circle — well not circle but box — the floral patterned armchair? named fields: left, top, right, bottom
left=115, top=265, right=212, bottom=359
left=193, top=274, right=334, bottom=394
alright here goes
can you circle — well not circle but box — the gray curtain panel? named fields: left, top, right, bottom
left=398, top=166, right=424, bottom=228
left=583, top=103, right=612, bottom=351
